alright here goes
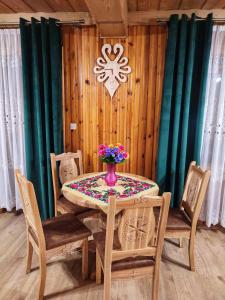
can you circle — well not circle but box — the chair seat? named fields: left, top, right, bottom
left=93, top=232, right=155, bottom=272
left=58, top=196, right=91, bottom=216
left=156, top=208, right=191, bottom=231
left=42, top=213, right=92, bottom=250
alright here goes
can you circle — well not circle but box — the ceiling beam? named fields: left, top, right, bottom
left=84, top=0, right=128, bottom=37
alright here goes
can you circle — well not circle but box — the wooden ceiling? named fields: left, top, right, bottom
left=0, top=0, right=224, bottom=13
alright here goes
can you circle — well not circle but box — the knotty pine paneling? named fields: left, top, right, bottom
left=62, top=25, right=167, bottom=179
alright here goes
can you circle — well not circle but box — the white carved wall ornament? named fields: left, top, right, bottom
left=93, top=43, right=131, bottom=98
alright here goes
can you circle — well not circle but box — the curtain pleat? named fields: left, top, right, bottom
left=20, top=18, right=63, bottom=219
left=157, top=13, right=213, bottom=207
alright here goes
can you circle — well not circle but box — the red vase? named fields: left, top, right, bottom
left=105, top=163, right=117, bottom=186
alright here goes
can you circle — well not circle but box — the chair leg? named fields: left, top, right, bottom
left=38, top=252, right=47, bottom=300
left=189, top=235, right=195, bottom=271
left=26, top=240, right=33, bottom=274
left=82, top=238, right=89, bottom=280
left=96, top=248, right=102, bottom=284
left=179, top=237, right=183, bottom=248
left=103, top=271, right=111, bottom=300
left=152, top=266, right=160, bottom=300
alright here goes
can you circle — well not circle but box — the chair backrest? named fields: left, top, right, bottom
left=181, top=161, right=210, bottom=225
left=104, top=193, right=171, bottom=274
left=50, top=151, right=84, bottom=214
left=15, top=170, right=45, bottom=248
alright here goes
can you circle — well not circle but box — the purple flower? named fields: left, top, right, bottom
left=115, top=153, right=124, bottom=163
left=112, top=147, right=119, bottom=154
left=105, top=147, right=112, bottom=157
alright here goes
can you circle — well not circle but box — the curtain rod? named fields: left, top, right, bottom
left=0, top=19, right=85, bottom=26
left=157, top=17, right=225, bottom=23
left=0, top=17, right=225, bottom=28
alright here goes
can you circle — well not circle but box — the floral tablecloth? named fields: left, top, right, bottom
left=62, top=172, right=159, bottom=213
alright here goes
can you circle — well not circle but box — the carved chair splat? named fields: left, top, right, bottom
left=50, top=151, right=91, bottom=217
left=94, top=193, right=171, bottom=300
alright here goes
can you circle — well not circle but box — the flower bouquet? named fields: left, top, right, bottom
left=98, top=143, right=129, bottom=186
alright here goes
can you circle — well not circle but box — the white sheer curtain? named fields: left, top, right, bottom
left=0, top=29, right=25, bottom=211
left=200, top=25, right=225, bottom=227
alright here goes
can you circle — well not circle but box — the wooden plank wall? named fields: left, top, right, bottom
left=62, top=25, right=167, bottom=179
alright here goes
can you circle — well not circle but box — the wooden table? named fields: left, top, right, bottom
left=62, top=172, right=159, bottom=214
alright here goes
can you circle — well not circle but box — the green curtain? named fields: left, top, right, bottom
left=20, top=18, right=63, bottom=219
left=156, top=14, right=213, bottom=207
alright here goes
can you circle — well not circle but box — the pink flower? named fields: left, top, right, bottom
left=71, top=183, right=78, bottom=189
left=108, top=189, right=115, bottom=195
left=99, top=144, right=106, bottom=150
left=78, top=186, right=85, bottom=191
left=143, top=183, right=150, bottom=188
left=122, top=152, right=128, bottom=159
left=120, top=194, right=127, bottom=198
left=119, top=145, right=125, bottom=151
left=98, top=149, right=105, bottom=156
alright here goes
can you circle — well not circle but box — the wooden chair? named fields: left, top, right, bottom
left=163, top=161, right=210, bottom=271
left=15, top=170, right=92, bottom=300
left=94, top=193, right=171, bottom=300
left=50, top=151, right=91, bottom=216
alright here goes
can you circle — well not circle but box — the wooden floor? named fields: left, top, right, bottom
left=0, top=213, right=225, bottom=300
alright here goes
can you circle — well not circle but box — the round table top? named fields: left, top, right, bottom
left=62, top=172, right=159, bottom=213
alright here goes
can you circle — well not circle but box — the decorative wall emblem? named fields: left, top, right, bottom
left=93, top=43, right=131, bottom=98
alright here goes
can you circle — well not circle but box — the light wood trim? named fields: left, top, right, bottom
left=112, top=247, right=157, bottom=261
left=45, top=239, right=84, bottom=260
left=181, top=161, right=197, bottom=206
left=82, top=238, right=89, bottom=280
left=104, top=196, right=117, bottom=300
left=77, top=150, right=84, bottom=175
left=54, top=152, right=82, bottom=161
left=116, top=196, right=163, bottom=209
left=152, top=193, right=170, bottom=300
left=50, top=153, right=60, bottom=216
left=96, top=248, right=102, bottom=284
left=111, top=265, right=154, bottom=279
left=181, top=201, right=194, bottom=219
left=192, top=169, right=211, bottom=225
left=165, top=231, right=191, bottom=239
left=28, top=232, right=40, bottom=254
left=26, top=240, right=33, bottom=274
left=38, top=250, right=47, bottom=300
